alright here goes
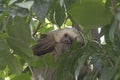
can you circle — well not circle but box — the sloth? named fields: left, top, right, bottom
left=32, top=28, right=89, bottom=80
left=32, top=28, right=85, bottom=57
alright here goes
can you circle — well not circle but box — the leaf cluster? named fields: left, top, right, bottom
left=0, top=0, right=120, bottom=80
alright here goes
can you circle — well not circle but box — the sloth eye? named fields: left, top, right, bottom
left=64, top=33, right=68, bottom=37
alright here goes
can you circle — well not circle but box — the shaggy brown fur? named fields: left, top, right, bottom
left=32, top=28, right=89, bottom=80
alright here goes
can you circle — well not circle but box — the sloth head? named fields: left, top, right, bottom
left=53, top=28, right=85, bottom=45
left=32, top=28, right=85, bottom=56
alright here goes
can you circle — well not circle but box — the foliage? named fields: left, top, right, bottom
left=0, top=0, right=120, bottom=80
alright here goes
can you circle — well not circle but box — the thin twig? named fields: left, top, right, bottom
left=91, top=70, right=99, bottom=80
left=32, top=22, right=41, bottom=36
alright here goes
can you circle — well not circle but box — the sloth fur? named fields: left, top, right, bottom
left=31, top=28, right=88, bottom=80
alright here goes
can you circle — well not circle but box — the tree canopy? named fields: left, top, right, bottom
left=0, top=0, right=120, bottom=80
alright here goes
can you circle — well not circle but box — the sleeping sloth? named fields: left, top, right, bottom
left=32, top=28, right=88, bottom=80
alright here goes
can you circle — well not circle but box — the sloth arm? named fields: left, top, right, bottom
left=32, top=36, right=56, bottom=56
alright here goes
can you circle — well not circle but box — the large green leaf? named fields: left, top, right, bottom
left=0, top=39, right=22, bottom=74
left=68, top=0, right=112, bottom=29
left=7, top=16, right=33, bottom=60
left=55, top=5, right=66, bottom=27
left=29, top=56, right=45, bottom=68
left=32, top=0, right=53, bottom=21
left=99, top=67, right=115, bottom=80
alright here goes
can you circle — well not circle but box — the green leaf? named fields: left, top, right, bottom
left=68, top=0, right=112, bottom=29
left=0, top=70, right=4, bottom=80
left=11, top=73, right=31, bottom=80
left=44, top=54, right=56, bottom=68
left=0, top=77, right=2, bottom=80
left=30, top=56, right=45, bottom=68
left=15, top=1, right=34, bottom=10
left=59, top=0, right=64, bottom=7
left=57, top=53, right=69, bottom=80
left=29, top=54, right=57, bottom=79
left=109, top=21, right=115, bottom=44
left=83, top=73, right=91, bottom=80
left=7, top=16, right=33, bottom=60
left=99, top=67, right=115, bottom=80
left=32, top=0, right=52, bottom=21
left=116, top=10, right=120, bottom=21
left=101, top=25, right=112, bottom=44
left=0, top=39, right=22, bottom=74
left=8, top=0, right=17, bottom=5
left=55, top=5, right=66, bottom=27
left=115, top=73, right=120, bottom=80
left=75, top=55, right=87, bottom=77
left=49, top=10, right=56, bottom=24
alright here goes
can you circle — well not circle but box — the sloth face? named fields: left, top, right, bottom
left=53, top=28, right=84, bottom=44
left=60, top=33, right=73, bottom=44
left=57, top=30, right=85, bottom=50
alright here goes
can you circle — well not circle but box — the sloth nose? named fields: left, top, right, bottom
left=64, top=39, right=72, bottom=44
